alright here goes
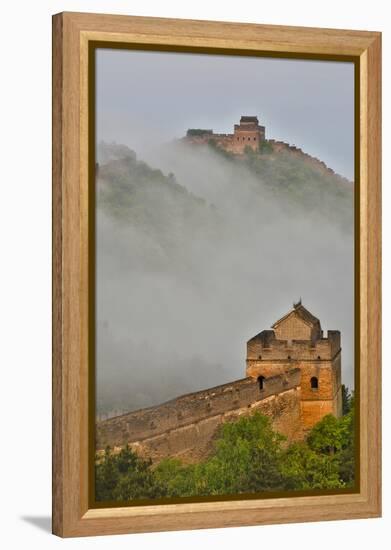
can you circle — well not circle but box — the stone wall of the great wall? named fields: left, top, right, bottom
left=96, top=369, right=302, bottom=462
left=180, top=136, right=350, bottom=182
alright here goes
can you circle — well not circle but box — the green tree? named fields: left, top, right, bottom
left=306, top=407, right=355, bottom=487
left=281, top=442, right=344, bottom=490
left=259, top=140, right=273, bottom=154
left=195, top=412, right=285, bottom=495
left=154, top=459, right=197, bottom=497
left=307, top=414, right=346, bottom=455
left=95, top=447, right=120, bottom=501
left=341, top=384, right=353, bottom=415
left=337, top=403, right=355, bottom=486
left=95, top=445, right=156, bottom=501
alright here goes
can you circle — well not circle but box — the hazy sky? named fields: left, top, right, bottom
left=96, top=48, right=354, bottom=180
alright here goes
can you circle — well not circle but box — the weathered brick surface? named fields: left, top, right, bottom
left=246, top=304, right=342, bottom=432
left=247, top=330, right=341, bottom=363
left=183, top=116, right=265, bottom=155
left=301, top=395, right=341, bottom=428
left=100, top=386, right=303, bottom=463
left=96, top=369, right=301, bottom=452
left=274, top=315, right=312, bottom=341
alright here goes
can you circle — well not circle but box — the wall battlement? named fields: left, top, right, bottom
left=247, top=330, right=341, bottom=361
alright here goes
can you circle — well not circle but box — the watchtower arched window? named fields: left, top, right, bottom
left=311, top=376, right=319, bottom=389
left=258, top=376, right=266, bottom=391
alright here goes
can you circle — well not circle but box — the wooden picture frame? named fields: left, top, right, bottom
left=52, top=11, right=381, bottom=537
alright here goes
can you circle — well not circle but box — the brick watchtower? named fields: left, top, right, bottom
left=232, top=116, right=265, bottom=153
left=184, top=115, right=266, bottom=155
left=246, top=301, right=342, bottom=430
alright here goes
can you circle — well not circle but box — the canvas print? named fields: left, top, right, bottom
left=94, top=49, right=356, bottom=504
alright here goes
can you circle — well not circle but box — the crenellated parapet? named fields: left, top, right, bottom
left=247, top=329, right=341, bottom=364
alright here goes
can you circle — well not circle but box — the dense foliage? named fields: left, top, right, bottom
left=96, top=396, right=355, bottom=502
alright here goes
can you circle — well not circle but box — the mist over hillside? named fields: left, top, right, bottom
left=96, top=141, right=354, bottom=418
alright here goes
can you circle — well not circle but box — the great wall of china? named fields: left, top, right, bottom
left=96, top=303, right=342, bottom=463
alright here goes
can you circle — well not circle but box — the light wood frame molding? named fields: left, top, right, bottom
left=52, top=11, right=381, bottom=538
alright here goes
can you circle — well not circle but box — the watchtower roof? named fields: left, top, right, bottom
left=240, top=116, right=259, bottom=124
left=247, top=329, right=275, bottom=346
left=271, top=302, right=320, bottom=329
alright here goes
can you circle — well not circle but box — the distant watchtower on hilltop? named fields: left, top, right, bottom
left=184, top=115, right=266, bottom=154
left=181, top=115, right=343, bottom=179
left=233, top=116, right=265, bottom=150
left=246, top=301, right=343, bottom=430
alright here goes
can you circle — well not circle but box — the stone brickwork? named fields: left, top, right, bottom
left=100, top=384, right=302, bottom=463
left=273, top=315, right=312, bottom=341
left=96, top=369, right=302, bottom=461
left=184, top=115, right=265, bottom=155
left=246, top=302, right=342, bottom=431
